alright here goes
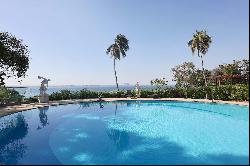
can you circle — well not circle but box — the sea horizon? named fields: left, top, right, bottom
left=6, top=84, right=175, bottom=87
left=10, top=84, right=175, bottom=98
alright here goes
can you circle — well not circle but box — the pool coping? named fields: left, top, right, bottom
left=0, top=98, right=249, bottom=117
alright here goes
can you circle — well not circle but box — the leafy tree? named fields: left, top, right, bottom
left=188, top=30, right=212, bottom=98
left=0, top=86, right=23, bottom=105
left=172, top=62, right=210, bottom=88
left=172, top=62, right=211, bottom=98
left=0, top=86, right=10, bottom=105
left=0, top=32, right=30, bottom=86
left=172, top=62, right=196, bottom=88
left=194, top=69, right=211, bottom=86
left=106, top=34, right=129, bottom=91
left=150, top=78, right=168, bottom=92
left=239, top=59, right=249, bottom=83
left=211, top=59, right=248, bottom=85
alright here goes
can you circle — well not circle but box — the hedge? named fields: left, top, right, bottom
left=1, top=85, right=248, bottom=106
left=49, top=84, right=249, bottom=101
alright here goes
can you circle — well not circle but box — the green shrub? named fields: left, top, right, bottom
left=228, top=84, right=249, bottom=101
left=49, top=90, right=73, bottom=101
left=49, top=89, right=118, bottom=101
left=48, top=84, right=249, bottom=101
left=205, top=84, right=248, bottom=101
left=25, top=97, right=39, bottom=103
left=140, top=89, right=154, bottom=98
left=0, top=86, right=23, bottom=106
left=0, top=86, right=10, bottom=105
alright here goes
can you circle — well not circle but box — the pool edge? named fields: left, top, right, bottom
left=0, top=98, right=249, bottom=118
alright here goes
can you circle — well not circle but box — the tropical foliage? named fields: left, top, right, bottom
left=49, top=89, right=129, bottom=101
left=106, top=34, right=129, bottom=91
left=0, top=32, right=30, bottom=85
left=0, top=86, right=23, bottom=106
left=188, top=30, right=212, bottom=98
left=150, top=78, right=168, bottom=91
left=172, top=59, right=248, bottom=88
left=172, top=62, right=211, bottom=88
left=48, top=84, right=248, bottom=102
left=211, top=59, right=249, bottom=84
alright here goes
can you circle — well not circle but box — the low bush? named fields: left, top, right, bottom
left=49, top=89, right=129, bottom=101
left=24, top=97, right=39, bottom=103
left=48, top=84, right=249, bottom=101
left=0, top=86, right=24, bottom=106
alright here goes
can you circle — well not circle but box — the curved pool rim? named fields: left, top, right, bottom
left=0, top=99, right=248, bottom=118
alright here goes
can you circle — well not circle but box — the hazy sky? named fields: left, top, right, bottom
left=0, top=0, right=249, bottom=86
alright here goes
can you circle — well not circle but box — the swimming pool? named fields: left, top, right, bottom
left=0, top=100, right=249, bottom=164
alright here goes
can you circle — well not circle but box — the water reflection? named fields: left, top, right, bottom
left=106, top=129, right=130, bottom=151
left=126, top=101, right=132, bottom=107
left=99, top=102, right=104, bottom=109
left=79, top=102, right=90, bottom=109
left=78, top=102, right=104, bottom=111
left=106, top=104, right=130, bottom=151
left=115, top=103, right=117, bottom=116
left=0, top=114, right=28, bottom=164
left=37, top=106, right=49, bottom=130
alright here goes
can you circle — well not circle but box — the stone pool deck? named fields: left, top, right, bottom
left=0, top=98, right=249, bottom=117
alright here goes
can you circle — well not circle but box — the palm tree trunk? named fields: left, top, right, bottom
left=114, top=59, right=119, bottom=91
left=201, top=57, right=207, bottom=87
left=199, top=51, right=208, bottom=99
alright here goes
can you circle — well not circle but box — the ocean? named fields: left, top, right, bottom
left=11, top=85, right=157, bottom=98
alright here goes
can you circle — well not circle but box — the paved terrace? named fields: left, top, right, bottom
left=0, top=98, right=249, bottom=117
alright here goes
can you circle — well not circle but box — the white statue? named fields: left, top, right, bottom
left=38, top=76, right=51, bottom=95
left=38, top=76, right=51, bottom=103
left=135, top=82, right=141, bottom=98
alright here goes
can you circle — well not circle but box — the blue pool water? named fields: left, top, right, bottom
left=0, top=100, right=249, bottom=164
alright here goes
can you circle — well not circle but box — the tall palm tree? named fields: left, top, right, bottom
left=106, top=34, right=129, bottom=91
left=188, top=30, right=212, bottom=99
